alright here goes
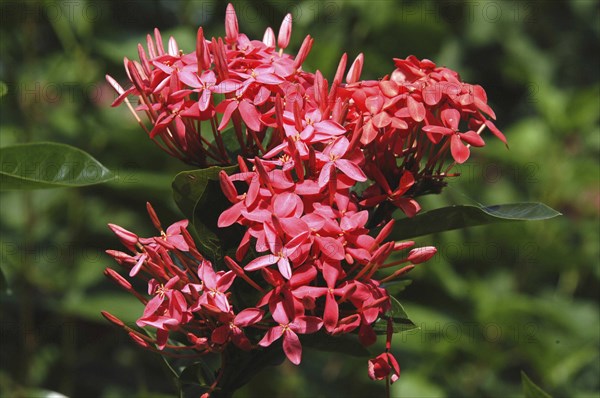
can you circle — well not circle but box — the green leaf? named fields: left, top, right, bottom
left=374, top=296, right=419, bottom=334
left=301, top=333, right=370, bottom=357
left=390, top=203, right=561, bottom=240
left=0, top=81, right=7, bottom=98
left=179, top=360, right=215, bottom=386
left=172, top=165, right=239, bottom=263
left=521, top=371, right=552, bottom=398
left=216, top=344, right=286, bottom=397
left=0, top=142, right=115, bottom=190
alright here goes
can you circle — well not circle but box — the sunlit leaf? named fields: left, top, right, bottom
left=374, top=296, right=419, bottom=334
left=391, top=203, right=561, bottom=240
left=0, top=142, right=114, bottom=190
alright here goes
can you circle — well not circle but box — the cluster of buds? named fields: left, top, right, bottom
left=104, top=3, right=504, bottom=390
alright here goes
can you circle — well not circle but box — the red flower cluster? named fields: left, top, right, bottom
left=104, top=201, right=434, bottom=368
left=104, top=3, right=505, bottom=389
left=104, top=204, right=259, bottom=353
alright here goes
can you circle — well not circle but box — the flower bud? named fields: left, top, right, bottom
left=278, top=13, right=292, bottom=49
left=128, top=332, right=150, bottom=348
left=263, top=27, right=276, bottom=48
left=137, top=43, right=151, bottom=76
left=153, top=28, right=165, bottom=56
left=407, top=246, right=437, bottom=264
left=225, top=3, right=239, bottom=44
left=104, top=267, right=133, bottom=291
left=108, top=223, right=138, bottom=247
left=146, top=202, right=162, bottom=231
left=196, top=27, right=211, bottom=71
left=293, top=35, right=313, bottom=69
left=168, top=36, right=179, bottom=56
left=346, top=53, right=364, bottom=84
left=101, top=311, right=125, bottom=327
left=219, top=170, right=239, bottom=203
left=145, top=33, right=157, bottom=59
left=333, top=53, right=348, bottom=87
left=394, top=240, right=415, bottom=251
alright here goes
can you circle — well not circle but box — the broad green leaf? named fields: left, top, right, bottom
left=390, top=203, right=561, bottom=240
left=0, top=142, right=114, bottom=190
left=374, top=296, right=419, bottom=334
left=302, top=333, right=370, bottom=357
left=0, top=81, right=7, bottom=98
left=521, top=371, right=552, bottom=398
left=172, top=165, right=239, bottom=263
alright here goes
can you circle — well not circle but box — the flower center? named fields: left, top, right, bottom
left=155, top=284, right=169, bottom=299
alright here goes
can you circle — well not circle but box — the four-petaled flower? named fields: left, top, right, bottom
left=258, top=304, right=323, bottom=365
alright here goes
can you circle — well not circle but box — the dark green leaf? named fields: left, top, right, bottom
left=179, top=360, right=215, bottom=386
left=301, top=332, right=370, bottom=357
left=374, top=296, right=419, bottom=334
left=0, top=142, right=115, bottom=190
left=172, top=165, right=239, bottom=263
left=521, top=371, right=552, bottom=398
left=217, top=344, right=286, bottom=396
left=382, top=279, right=413, bottom=296
left=390, top=203, right=561, bottom=240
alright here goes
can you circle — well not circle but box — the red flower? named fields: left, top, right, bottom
left=368, top=352, right=401, bottom=383
left=194, top=260, right=236, bottom=313
left=317, top=137, right=367, bottom=187
left=211, top=308, right=264, bottom=350
left=258, top=303, right=322, bottom=365
left=422, top=108, right=485, bottom=164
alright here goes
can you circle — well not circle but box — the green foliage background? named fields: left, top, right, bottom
left=1, top=1, right=598, bottom=397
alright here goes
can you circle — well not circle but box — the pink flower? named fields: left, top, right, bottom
left=368, top=352, right=401, bottom=383
left=422, top=108, right=485, bottom=164
left=211, top=308, right=264, bottom=350
left=244, top=221, right=310, bottom=280
left=317, top=137, right=367, bottom=187
left=195, top=260, right=236, bottom=313
left=258, top=304, right=323, bottom=365
left=136, top=276, right=191, bottom=349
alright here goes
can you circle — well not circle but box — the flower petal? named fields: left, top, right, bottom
left=282, top=330, right=303, bottom=365
left=245, top=254, right=277, bottom=272
left=258, top=326, right=283, bottom=347
left=407, top=96, right=425, bottom=122
left=335, top=159, right=367, bottom=182
left=460, top=130, right=486, bottom=147
left=239, top=100, right=262, bottom=132
left=450, top=134, right=470, bottom=164
left=234, top=308, right=264, bottom=327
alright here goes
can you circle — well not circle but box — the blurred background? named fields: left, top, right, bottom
left=0, top=1, right=598, bottom=397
